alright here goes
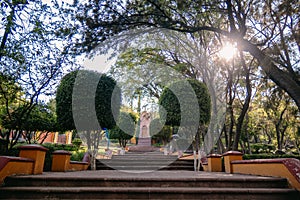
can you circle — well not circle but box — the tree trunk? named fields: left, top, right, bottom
left=226, top=67, right=235, bottom=150
left=233, top=53, right=252, bottom=150
left=240, top=39, right=300, bottom=111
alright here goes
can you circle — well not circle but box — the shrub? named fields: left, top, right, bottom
left=72, top=138, right=82, bottom=150
left=243, top=154, right=300, bottom=160
left=71, top=151, right=86, bottom=161
left=250, top=143, right=276, bottom=154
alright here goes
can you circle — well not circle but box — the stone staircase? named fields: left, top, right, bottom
left=96, top=152, right=195, bottom=171
left=0, top=170, right=299, bottom=199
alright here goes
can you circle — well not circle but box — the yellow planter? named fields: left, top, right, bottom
left=207, top=154, right=222, bottom=172
left=222, top=151, right=243, bottom=173
left=18, top=144, right=48, bottom=174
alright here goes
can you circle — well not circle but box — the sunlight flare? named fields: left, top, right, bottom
left=219, top=43, right=237, bottom=61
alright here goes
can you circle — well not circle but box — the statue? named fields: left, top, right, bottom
left=137, top=111, right=151, bottom=146
left=128, top=111, right=158, bottom=152
left=139, top=111, right=151, bottom=138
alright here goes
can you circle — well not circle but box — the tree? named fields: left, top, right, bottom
left=56, top=69, right=121, bottom=169
left=70, top=0, right=300, bottom=111
left=109, top=112, right=136, bottom=148
left=261, top=81, right=298, bottom=151
left=0, top=73, right=23, bottom=150
left=159, top=79, right=211, bottom=150
left=243, top=79, right=299, bottom=154
left=159, top=78, right=211, bottom=170
left=20, top=102, right=58, bottom=144
left=0, top=0, right=76, bottom=150
left=109, top=47, right=186, bottom=113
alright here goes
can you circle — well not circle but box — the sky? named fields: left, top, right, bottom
left=82, top=54, right=116, bottom=73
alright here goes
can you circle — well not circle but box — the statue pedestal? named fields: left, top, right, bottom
left=128, top=137, right=159, bottom=152
left=137, top=137, right=151, bottom=146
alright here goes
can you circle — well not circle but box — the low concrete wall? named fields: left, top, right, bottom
left=0, top=144, right=48, bottom=185
left=52, top=150, right=90, bottom=172
left=231, top=158, right=300, bottom=190
left=69, top=161, right=89, bottom=171
left=0, top=156, right=34, bottom=184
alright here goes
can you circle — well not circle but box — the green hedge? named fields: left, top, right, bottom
left=243, top=154, right=300, bottom=160
left=42, top=143, right=78, bottom=152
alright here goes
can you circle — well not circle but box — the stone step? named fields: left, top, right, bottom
left=96, top=165, right=194, bottom=171
left=96, top=161, right=193, bottom=167
left=3, top=171, right=290, bottom=188
left=111, top=155, right=178, bottom=159
left=125, top=150, right=164, bottom=155
left=108, top=157, right=178, bottom=161
left=0, top=186, right=298, bottom=199
left=1, top=171, right=298, bottom=199
left=97, top=153, right=193, bottom=171
left=96, top=158, right=194, bottom=171
left=97, top=159, right=192, bottom=164
left=97, top=159, right=190, bottom=164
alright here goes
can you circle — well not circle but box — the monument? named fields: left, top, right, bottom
left=128, top=111, right=158, bottom=152
left=137, top=111, right=151, bottom=146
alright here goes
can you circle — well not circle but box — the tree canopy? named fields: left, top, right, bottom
left=159, top=79, right=211, bottom=127
left=56, top=70, right=121, bottom=132
left=69, top=0, right=300, bottom=111
left=56, top=70, right=77, bottom=131
left=0, top=0, right=77, bottom=150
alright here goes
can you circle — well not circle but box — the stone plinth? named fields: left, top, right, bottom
left=138, top=137, right=151, bottom=146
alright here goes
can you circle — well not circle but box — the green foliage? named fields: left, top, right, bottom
left=149, top=118, right=164, bottom=136
left=0, top=74, right=22, bottom=129
left=70, top=151, right=86, bottom=162
left=23, top=103, right=57, bottom=132
left=250, top=143, right=276, bottom=154
left=150, top=119, right=172, bottom=145
left=159, top=79, right=211, bottom=126
left=42, top=143, right=78, bottom=152
left=109, top=112, right=135, bottom=148
left=0, top=0, right=78, bottom=150
left=56, top=70, right=77, bottom=131
left=109, top=47, right=184, bottom=102
left=94, top=73, right=121, bottom=130
left=56, top=70, right=121, bottom=131
left=72, top=138, right=82, bottom=148
left=243, top=154, right=300, bottom=161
